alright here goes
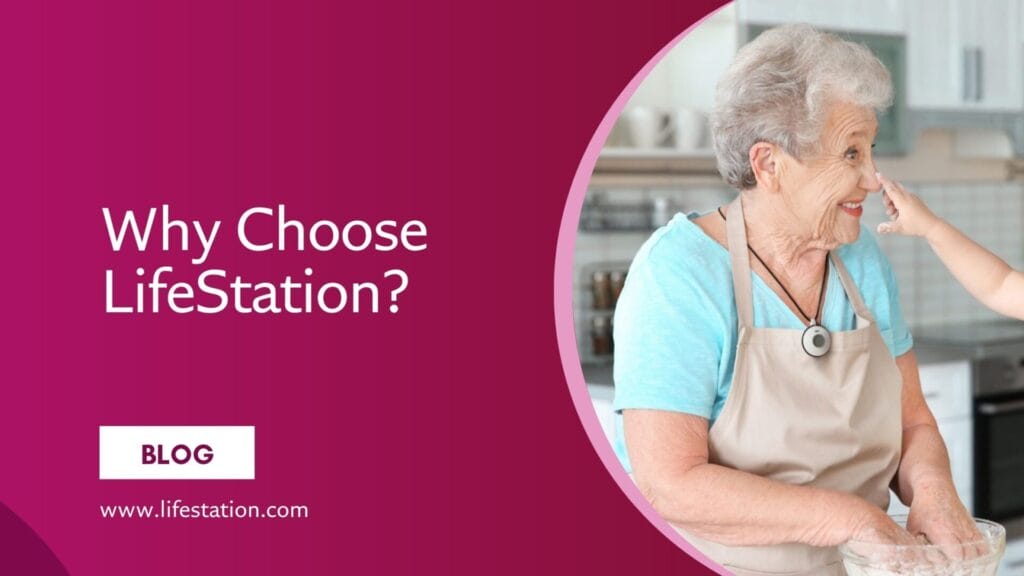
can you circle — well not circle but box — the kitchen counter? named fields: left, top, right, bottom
left=912, top=319, right=1024, bottom=362
left=912, top=346, right=973, bottom=365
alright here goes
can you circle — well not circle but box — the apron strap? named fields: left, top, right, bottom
left=725, top=198, right=876, bottom=328
left=829, top=250, right=876, bottom=325
left=726, top=200, right=754, bottom=328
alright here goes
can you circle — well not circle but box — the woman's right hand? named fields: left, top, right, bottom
left=842, top=497, right=987, bottom=569
left=848, top=506, right=918, bottom=546
left=810, top=493, right=915, bottom=548
left=843, top=503, right=939, bottom=569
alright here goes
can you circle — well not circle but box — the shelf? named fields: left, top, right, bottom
left=599, top=147, right=717, bottom=158
left=594, top=148, right=719, bottom=177
left=590, top=149, right=724, bottom=187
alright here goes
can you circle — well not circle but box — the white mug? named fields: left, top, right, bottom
left=624, top=106, right=672, bottom=149
left=673, top=107, right=706, bottom=151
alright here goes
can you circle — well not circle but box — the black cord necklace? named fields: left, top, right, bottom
left=718, top=207, right=832, bottom=357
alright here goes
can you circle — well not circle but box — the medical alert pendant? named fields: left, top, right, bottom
left=802, top=323, right=831, bottom=358
left=715, top=208, right=832, bottom=360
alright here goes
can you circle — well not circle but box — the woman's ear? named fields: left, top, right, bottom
left=749, top=142, right=782, bottom=192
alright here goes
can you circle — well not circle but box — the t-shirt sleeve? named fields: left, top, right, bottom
left=881, top=251, right=914, bottom=357
left=848, top=227, right=914, bottom=357
left=611, top=235, right=723, bottom=419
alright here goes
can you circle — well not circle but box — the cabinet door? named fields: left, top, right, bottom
left=959, top=0, right=1022, bottom=110
left=981, top=0, right=1021, bottom=109
left=918, top=360, right=972, bottom=421
left=936, top=418, right=973, bottom=514
left=1001, top=538, right=1024, bottom=576
left=906, top=0, right=960, bottom=108
left=906, top=0, right=1022, bottom=110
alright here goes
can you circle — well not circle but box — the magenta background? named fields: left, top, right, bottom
left=2, top=0, right=726, bottom=574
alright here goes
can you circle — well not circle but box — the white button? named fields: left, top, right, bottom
left=99, top=426, right=255, bottom=480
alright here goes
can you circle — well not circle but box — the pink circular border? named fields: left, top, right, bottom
left=553, top=4, right=731, bottom=575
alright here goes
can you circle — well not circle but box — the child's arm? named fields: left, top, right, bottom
left=875, top=173, right=1024, bottom=321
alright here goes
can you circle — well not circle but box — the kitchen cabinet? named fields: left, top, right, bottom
left=919, top=361, right=973, bottom=515
left=904, top=0, right=957, bottom=109
left=917, top=359, right=972, bottom=422
left=906, top=0, right=1022, bottom=110
left=937, top=418, right=974, bottom=514
left=1002, top=538, right=1024, bottom=575
left=959, top=0, right=1022, bottom=110
left=887, top=418, right=974, bottom=517
left=888, top=360, right=973, bottom=516
left=740, top=0, right=1022, bottom=112
left=736, top=0, right=905, bottom=34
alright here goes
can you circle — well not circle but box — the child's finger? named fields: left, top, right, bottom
left=882, top=184, right=913, bottom=215
left=882, top=191, right=895, bottom=211
left=877, top=221, right=900, bottom=234
left=892, top=180, right=911, bottom=200
left=882, top=192, right=899, bottom=218
left=876, top=172, right=907, bottom=201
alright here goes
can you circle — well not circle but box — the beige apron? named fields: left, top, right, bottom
left=676, top=200, right=903, bottom=575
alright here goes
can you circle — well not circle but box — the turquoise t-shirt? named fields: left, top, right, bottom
left=611, top=212, right=913, bottom=473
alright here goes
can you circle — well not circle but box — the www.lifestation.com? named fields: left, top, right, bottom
left=100, top=500, right=309, bottom=520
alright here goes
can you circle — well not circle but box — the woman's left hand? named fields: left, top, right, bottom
left=907, top=480, right=985, bottom=559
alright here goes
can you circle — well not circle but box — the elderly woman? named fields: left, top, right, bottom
left=612, top=25, right=979, bottom=575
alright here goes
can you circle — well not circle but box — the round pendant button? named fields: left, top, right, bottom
left=802, top=324, right=831, bottom=358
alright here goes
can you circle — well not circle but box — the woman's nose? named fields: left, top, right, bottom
left=862, top=165, right=881, bottom=192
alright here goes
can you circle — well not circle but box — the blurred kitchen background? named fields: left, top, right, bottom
left=577, top=2, right=1024, bottom=571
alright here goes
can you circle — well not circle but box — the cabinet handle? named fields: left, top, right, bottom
left=1008, top=558, right=1024, bottom=568
left=975, top=47, right=984, bottom=102
left=963, top=47, right=975, bottom=102
left=962, top=47, right=984, bottom=102
left=978, top=399, right=1024, bottom=415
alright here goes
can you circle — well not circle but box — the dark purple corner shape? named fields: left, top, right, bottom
left=0, top=502, right=70, bottom=575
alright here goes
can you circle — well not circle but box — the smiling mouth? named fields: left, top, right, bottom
left=839, top=200, right=864, bottom=217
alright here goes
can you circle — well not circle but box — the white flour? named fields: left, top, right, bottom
left=842, top=559, right=999, bottom=576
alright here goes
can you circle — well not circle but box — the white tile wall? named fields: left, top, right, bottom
left=574, top=182, right=1024, bottom=363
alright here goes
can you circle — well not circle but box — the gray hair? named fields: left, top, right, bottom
left=711, top=24, right=893, bottom=189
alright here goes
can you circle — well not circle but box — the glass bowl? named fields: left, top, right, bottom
left=838, top=515, right=1005, bottom=576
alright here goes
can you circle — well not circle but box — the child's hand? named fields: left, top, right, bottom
left=875, top=173, right=941, bottom=238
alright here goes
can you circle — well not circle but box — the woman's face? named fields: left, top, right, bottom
left=777, top=101, right=881, bottom=248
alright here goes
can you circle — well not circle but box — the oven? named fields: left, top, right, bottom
left=973, top=355, right=1024, bottom=522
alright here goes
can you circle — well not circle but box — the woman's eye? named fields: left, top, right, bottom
left=845, top=148, right=859, bottom=160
